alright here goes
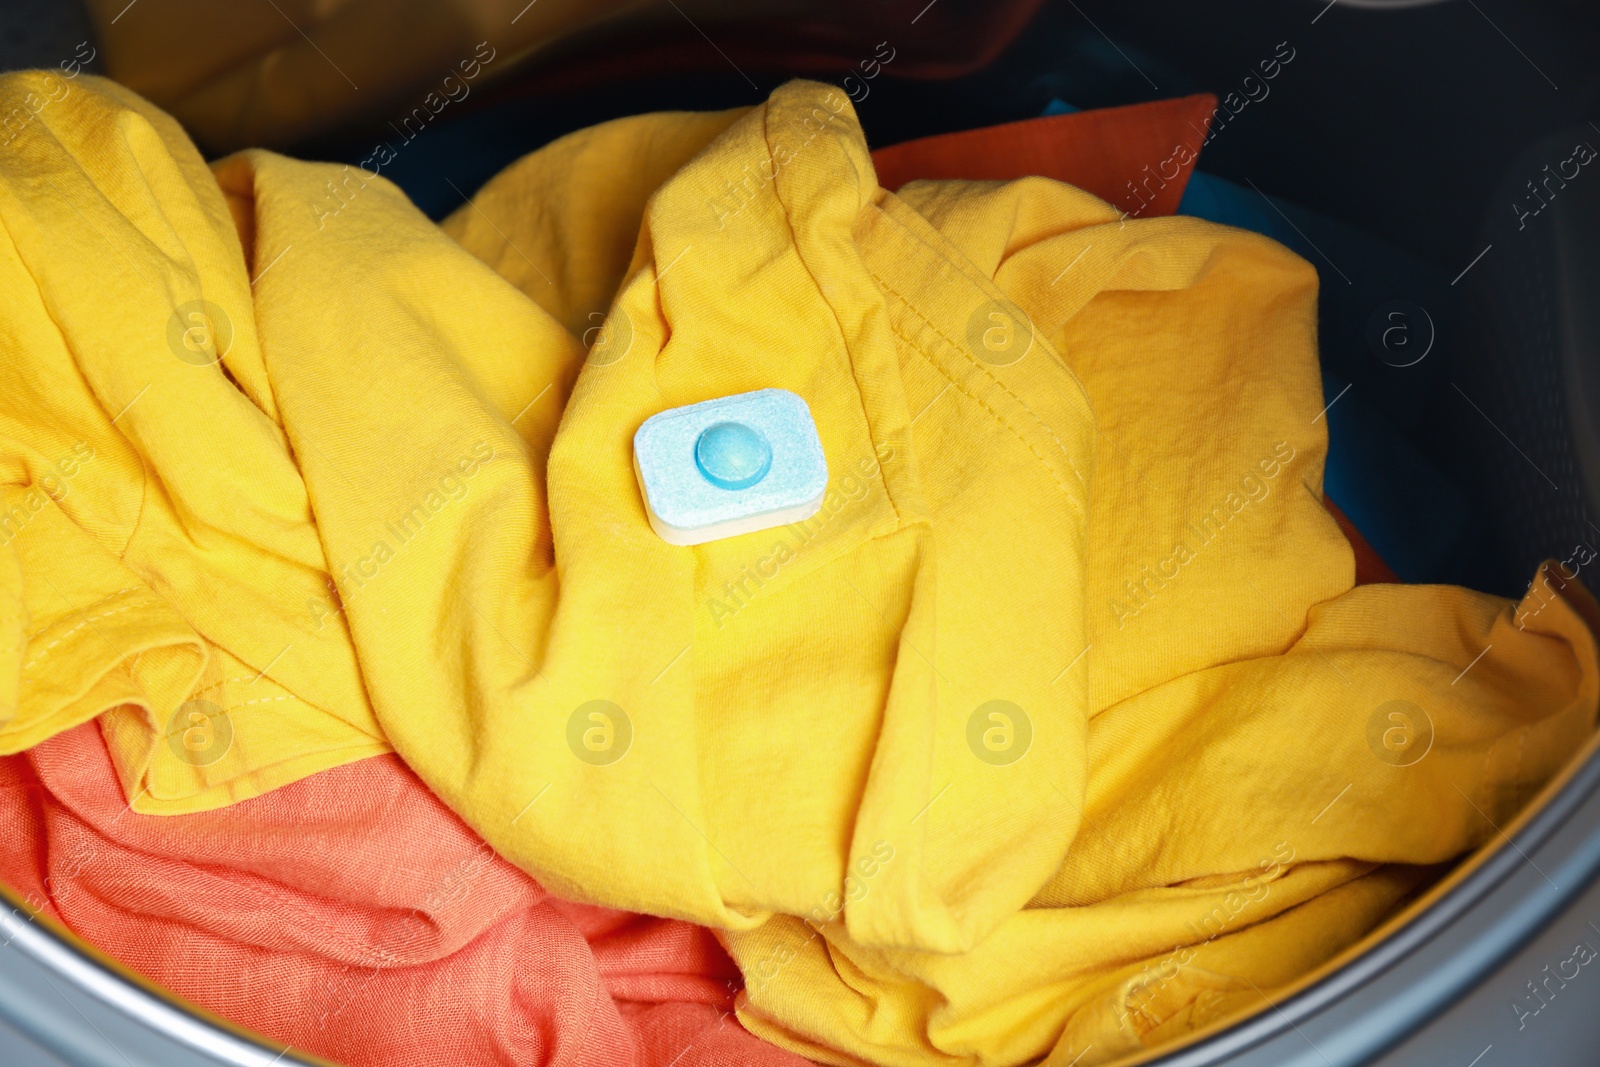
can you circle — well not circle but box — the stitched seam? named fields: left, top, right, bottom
left=22, top=586, right=147, bottom=671
left=875, top=269, right=1085, bottom=479
left=223, top=694, right=297, bottom=710
left=190, top=676, right=270, bottom=698
left=869, top=269, right=1087, bottom=487
left=758, top=104, right=906, bottom=532
left=865, top=196, right=1096, bottom=452
left=24, top=602, right=138, bottom=669
left=884, top=320, right=1077, bottom=497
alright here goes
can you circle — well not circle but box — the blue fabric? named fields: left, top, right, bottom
left=1173, top=169, right=1476, bottom=582
left=1044, top=102, right=1479, bottom=583
left=1318, top=370, right=1477, bottom=583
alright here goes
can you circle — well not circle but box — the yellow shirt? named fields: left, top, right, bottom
left=0, top=72, right=1593, bottom=1066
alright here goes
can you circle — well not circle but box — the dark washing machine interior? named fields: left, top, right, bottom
left=3, top=1, right=1600, bottom=1065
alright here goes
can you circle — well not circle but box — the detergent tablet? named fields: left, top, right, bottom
left=633, top=388, right=828, bottom=546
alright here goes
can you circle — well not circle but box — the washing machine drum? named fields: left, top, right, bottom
left=4, top=1, right=1600, bottom=1065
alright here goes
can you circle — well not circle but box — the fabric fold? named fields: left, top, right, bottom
left=0, top=723, right=808, bottom=1067
left=2, top=70, right=1596, bottom=1067
left=0, top=72, right=388, bottom=810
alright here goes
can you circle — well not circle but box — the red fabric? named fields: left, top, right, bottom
left=869, top=95, right=1219, bottom=217
left=478, top=0, right=1045, bottom=110
left=0, top=724, right=805, bottom=1067
left=1326, top=498, right=1400, bottom=586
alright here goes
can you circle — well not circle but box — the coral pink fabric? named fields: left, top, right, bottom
left=0, top=723, right=807, bottom=1067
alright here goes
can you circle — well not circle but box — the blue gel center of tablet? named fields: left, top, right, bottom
left=695, top=422, right=773, bottom=490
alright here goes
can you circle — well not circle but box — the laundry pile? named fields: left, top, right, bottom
left=0, top=71, right=1595, bottom=1067
left=0, top=724, right=802, bottom=1067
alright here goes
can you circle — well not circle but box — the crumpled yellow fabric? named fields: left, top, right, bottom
left=0, top=72, right=1595, bottom=1067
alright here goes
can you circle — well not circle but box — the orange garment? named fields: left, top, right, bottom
left=1327, top=498, right=1399, bottom=585
left=869, top=95, right=1217, bottom=218
left=0, top=726, right=807, bottom=1067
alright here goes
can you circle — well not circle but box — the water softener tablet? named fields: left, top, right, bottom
left=632, top=388, right=828, bottom=546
